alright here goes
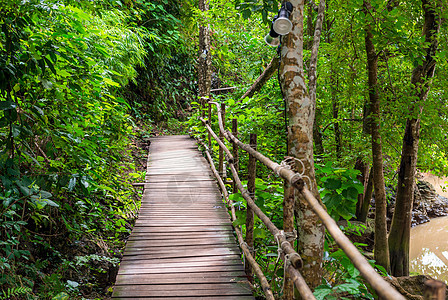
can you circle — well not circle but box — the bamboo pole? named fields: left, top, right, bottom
left=287, top=265, right=315, bottom=299
left=200, top=119, right=302, bottom=268
left=199, top=117, right=233, bottom=163
left=208, top=102, right=212, bottom=151
left=229, top=165, right=302, bottom=269
left=245, top=133, right=257, bottom=283
left=283, top=175, right=295, bottom=298
left=218, top=103, right=226, bottom=179
left=232, top=119, right=239, bottom=193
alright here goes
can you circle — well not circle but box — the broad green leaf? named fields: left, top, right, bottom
left=313, top=286, right=334, bottom=300
left=57, top=69, right=71, bottom=77
left=324, top=178, right=342, bottom=190
left=342, top=187, right=359, bottom=201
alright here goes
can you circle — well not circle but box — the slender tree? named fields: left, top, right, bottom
left=280, top=0, right=325, bottom=291
left=388, top=0, right=441, bottom=276
left=198, top=0, right=212, bottom=103
left=363, top=0, right=390, bottom=272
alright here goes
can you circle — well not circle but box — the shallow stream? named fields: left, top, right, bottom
left=410, top=215, right=448, bottom=283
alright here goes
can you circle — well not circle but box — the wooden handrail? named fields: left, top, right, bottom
left=197, top=139, right=275, bottom=300
left=200, top=116, right=314, bottom=299
left=201, top=101, right=406, bottom=300
left=200, top=117, right=303, bottom=266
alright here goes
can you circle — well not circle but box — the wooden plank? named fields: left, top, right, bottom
left=113, top=297, right=254, bottom=300
left=125, top=239, right=237, bottom=248
left=115, top=272, right=248, bottom=285
left=123, top=244, right=240, bottom=253
left=117, top=264, right=245, bottom=275
left=123, top=248, right=240, bottom=259
left=113, top=283, right=251, bottom=292
left=114, top=284, right=252, bottom=298
left=127, top=233, right=235, bottom=240
left=131, top=225, right=233, bottom=231
left=134, top=220, right=231, bottom=226
left=121, top=254, right=242, bottom=262
left=118, top=259, right=243, bottom=270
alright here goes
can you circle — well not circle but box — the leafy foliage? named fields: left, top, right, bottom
left=1, top=0, right=147, bottom=297
left=316, top=162, right=364, bottom=221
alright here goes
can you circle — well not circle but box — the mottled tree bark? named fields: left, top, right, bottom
left=198, top=0, right=211, bottom=104
left=310, top=0, right=325, bottom=157
left=363, top=0, right=390, bottom=271
left=280, top=0, right=325, bottom=290
left=240, top=56, right=279, bottom=100
left=389, top=0, right=441, bottom=277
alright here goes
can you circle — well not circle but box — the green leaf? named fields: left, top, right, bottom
left=313, top=286, right=334, bottom=300
left=57, top=69, right=71, bottom=77
left=324, top=178, right=342, bottom=190
left=43, top=199, right=59, bottom=207
left=335, top=279, right=361, bottom=294
left=342, top=187, right=359, bottom=201
left=253, top=227, right=267, bottom=239
left=347, top=264, right=360, bottom=278
left=68, top=177, right=76, bottom=191
left=40, top=191, right=52, bottom=199
left=52, top=292, right=69, bottom=300
left=66, top=280, right=79, bottom=288
left=242, top=9, right=251, bottom=19
left=45, top=57, right=57, bottom=75
left=232, top=209, right=246, bottom=226
left=103, top=77, right=120, bottom=87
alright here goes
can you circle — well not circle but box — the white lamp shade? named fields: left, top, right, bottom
left=264, top=34, right=280, bottom=47
left=273, top=17, right=292, bottom=35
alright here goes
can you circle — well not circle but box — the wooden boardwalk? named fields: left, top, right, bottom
left=112, top=135, right=254, bottom=299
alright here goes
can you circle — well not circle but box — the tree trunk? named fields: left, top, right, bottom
left=388, top=0, right=441, bottom=277
left=309, top=0, right=325, bottom=158
left=198, top=0, right=212, bottom=104
left=240, top=56, right=279, bottom=100
left=358, top=167, right=373, bottom=223
left=313, top=112, right=324, bottom=156
left=331, top=77, right=342, bottom=160
left=280, top=0, right=325, bottom=290
left=355, top=158, right=369, bottom=219
left=363, top=1, right=390, bottom=271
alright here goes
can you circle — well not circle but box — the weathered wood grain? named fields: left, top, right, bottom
left=112, top=135, right=253, bottom=299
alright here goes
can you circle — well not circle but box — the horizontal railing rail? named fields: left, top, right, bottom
left=196, top=100, right=406, bottom=300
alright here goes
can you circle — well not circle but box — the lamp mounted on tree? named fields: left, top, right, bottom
left=264, top=2, right=293, bottom=47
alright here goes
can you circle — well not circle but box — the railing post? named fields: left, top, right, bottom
left=218, top=103, right=226, bottom=179
left=424, top=280, right=446, bottom=300
left=232, top=119, right=239, bottom=193
left=208, top=102, right=212, bottom=151
left=283, top=181, right=296, bottom=299
left=246, top=133, right=257, bottom=283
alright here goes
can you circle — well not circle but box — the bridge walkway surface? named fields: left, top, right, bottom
left=112, top=135, right=254, bottom=299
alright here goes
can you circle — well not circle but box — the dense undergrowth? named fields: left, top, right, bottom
left=0, top=0, right=195, bottom=299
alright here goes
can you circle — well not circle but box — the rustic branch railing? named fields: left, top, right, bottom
left=196, top=100, right=408, bottom=300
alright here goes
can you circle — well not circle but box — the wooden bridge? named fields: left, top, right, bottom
left=112, top=135, right=254, bottom=299
left=109, top=101, right=426, bottom=299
